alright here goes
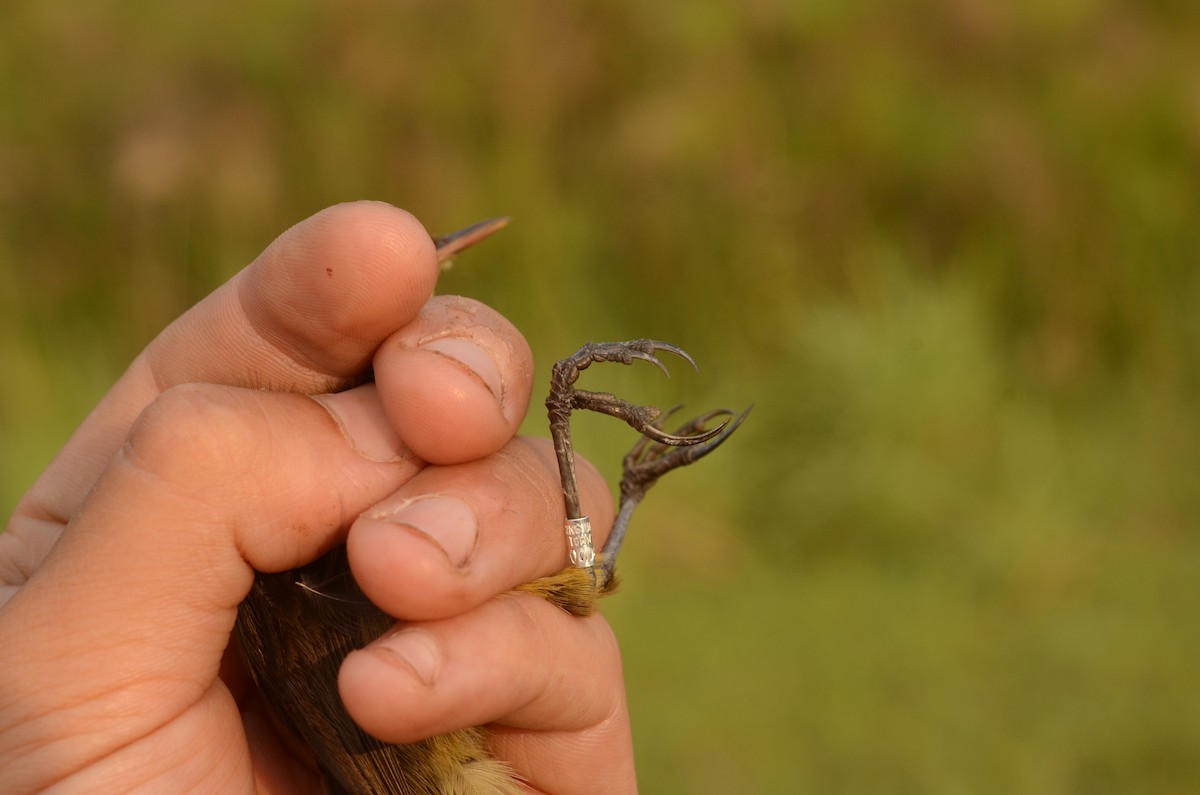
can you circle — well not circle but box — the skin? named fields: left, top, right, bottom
left=0, top=202, right=636, bottom=794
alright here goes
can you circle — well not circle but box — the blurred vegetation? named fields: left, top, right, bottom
left=3, top=1, right=1200, bottom=791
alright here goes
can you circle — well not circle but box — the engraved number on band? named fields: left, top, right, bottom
left=564, top=516, right=595, bottom=568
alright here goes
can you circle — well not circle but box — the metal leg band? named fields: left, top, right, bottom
left=564, top=516, right=595, bottom=568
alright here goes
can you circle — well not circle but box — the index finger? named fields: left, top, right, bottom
left=20, top=201, right=440, bottom=525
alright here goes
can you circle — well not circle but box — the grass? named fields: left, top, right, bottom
left=3, top=1, right=1200, bottom=790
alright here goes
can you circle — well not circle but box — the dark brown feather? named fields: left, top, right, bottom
left=235, top=545, right=536, bottom=795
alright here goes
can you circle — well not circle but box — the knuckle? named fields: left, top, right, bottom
left=124, top=383, right=263, bottom=488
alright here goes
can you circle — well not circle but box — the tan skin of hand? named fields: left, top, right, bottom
left=0, top=202, right=635, bottom=794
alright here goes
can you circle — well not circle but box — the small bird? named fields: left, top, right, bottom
left=234, top=221, right=748, bottom=795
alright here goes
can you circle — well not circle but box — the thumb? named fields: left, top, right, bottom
left=0, top=381, right=415, bottom=783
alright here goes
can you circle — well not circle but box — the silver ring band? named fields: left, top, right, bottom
left=564, top=516, right=595, bottom=568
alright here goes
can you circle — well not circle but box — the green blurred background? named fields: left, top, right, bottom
left=3, top=1, right=1199, bottom=791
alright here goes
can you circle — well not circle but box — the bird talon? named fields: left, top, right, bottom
left=552, top=339, right=699, bottom=382
left=622, top=407, right=748, bottom=489
left=546, top=339, right=748, bottom=582
left=637, top=417, right=729, bottom=448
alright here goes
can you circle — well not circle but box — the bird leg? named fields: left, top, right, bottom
left=542, top=340, right=750, bottom=592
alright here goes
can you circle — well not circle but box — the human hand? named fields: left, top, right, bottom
left=0, top=202, right=635, bottom=794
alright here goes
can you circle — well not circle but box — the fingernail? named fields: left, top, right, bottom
left=311, top=384, right=408, bottom=463
left=419, top=336, right=504, bottom=403
left=366, top=494, right=478, bottom=567
left=376, top=628, right=441, bottom=686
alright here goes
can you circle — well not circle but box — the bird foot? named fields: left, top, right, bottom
left=545, top=339, right=749, bottom=583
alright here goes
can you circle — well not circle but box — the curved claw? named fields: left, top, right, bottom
left=557, top=339, right=700, bottom=380
left=642, top=340, right=699, bottom=373
left=638, top=416, right=730, bottom=447
left=689, top=406, right=751, bottom=455
left=597, top=405, right=751, bottom=571
left=628, top=349, right=672, bottom=378
left=627, top=407, right=747, bottom=464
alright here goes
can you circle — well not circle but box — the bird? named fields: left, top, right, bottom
left=234, top=219, right=749, bottom=794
